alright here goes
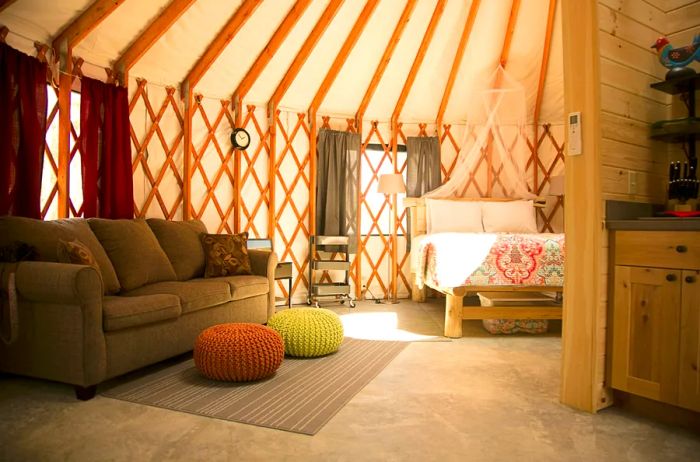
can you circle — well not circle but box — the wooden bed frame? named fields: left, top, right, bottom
left=404, top=197, right=563, bottom=338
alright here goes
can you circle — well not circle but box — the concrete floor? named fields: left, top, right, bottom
left=1, top=298, right=699, bottom=461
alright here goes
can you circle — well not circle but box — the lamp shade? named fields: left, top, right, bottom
left=548, top=174, right=565, bottom=196
left=377, top=173, right=406, bottom=194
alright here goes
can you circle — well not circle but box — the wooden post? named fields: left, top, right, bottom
left=445, top=289, right=466, bottom=338
left=56, top=39, right=71, bottom=219
left=268, top=103, right=277, bottom=241
left=560, top=0, right=607, bottom=412
left=390, top=118, right=399, bottom=300
left=233, top=94, right=242, bottom=232
left=308, top=109, right=317, bottom=235
left=182, top=80, right=193, bottom=220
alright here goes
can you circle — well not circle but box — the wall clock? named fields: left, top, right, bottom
left=231, top=128, right=251, bottom=150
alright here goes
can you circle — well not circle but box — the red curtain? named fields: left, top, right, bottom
left=0, top=43, right=47, bottom=218
left=80, top=77, right=133, bottom=219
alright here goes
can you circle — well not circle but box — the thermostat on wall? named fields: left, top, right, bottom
left=568, top=111, right=582, bottom=156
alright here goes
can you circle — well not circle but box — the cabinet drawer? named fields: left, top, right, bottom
left=614, top=231, right=700, bottom=270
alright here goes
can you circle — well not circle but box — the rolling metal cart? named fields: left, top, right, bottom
left=307, top=235, right=355, bottom=308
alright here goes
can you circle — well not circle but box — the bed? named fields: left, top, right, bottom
left=405, top=197, right=564, bottom=338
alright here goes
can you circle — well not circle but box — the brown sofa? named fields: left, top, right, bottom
left=0, top=216, right=277, bottom=400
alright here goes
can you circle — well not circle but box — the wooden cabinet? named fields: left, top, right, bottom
left=679, top=270, right=700, bottom=411
left=611, top=231, right=700, bottom=412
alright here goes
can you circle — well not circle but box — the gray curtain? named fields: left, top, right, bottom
left=315, top=129, right=360, bottom=253
left=406, top=136, right=441, bottom=250
left=406, top=136, right=441, bottom=197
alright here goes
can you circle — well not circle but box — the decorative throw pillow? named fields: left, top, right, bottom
left=201, top=232, right=252, bottom=278
left=57, top=238, right=103, bottom=278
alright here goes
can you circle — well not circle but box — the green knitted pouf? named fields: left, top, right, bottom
left=267, top=308, right=344, bottom=357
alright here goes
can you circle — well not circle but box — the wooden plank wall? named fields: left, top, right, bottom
left=587, top=0, right=699, bottom=412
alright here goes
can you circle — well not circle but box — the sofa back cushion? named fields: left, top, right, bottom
left=146, top=218, right=207, bottom=281
left=0, top=216, right=121, bottom=294
left=88, top=219, right=177, bottom=292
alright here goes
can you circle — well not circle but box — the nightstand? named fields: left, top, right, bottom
left=275, top=261, right=293, bottom=308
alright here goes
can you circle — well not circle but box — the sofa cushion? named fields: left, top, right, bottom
left=122, top=281, right=231, bottom=314
left=103, top=294, right=181, bottom=332
left=146, top=218, right=207, bottom=281
left=190, top=275, right=268, bottom=301
left=88, top=219, right=177, bottom=292
left=57, top=238, right=101, bottom=275
left=0, top=216, right=120, bottom=294
left=201, top=232, right=252, bottom=277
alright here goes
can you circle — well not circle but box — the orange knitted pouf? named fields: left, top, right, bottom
left=193, top=323, right=284, bottom=382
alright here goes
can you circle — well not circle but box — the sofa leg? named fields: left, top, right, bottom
left=74, top=385, right=97, bottom=401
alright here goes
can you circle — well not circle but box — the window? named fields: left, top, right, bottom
left=360, top=144, right=407, bottom=236
left=41, top=86, right=82, bottom=219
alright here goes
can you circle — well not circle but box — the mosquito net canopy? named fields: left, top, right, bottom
left=426, top=66, right=535, bottom=200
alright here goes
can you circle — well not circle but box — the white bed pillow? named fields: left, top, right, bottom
left=426, top=199, right=483, bottom=233
left=481, top=200, right=538, bottom=233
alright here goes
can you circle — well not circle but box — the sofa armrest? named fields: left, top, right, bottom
left=0, top=261, right=106, bottom=388
left=11, top=261, right=103, bottom=305
left=248, top=249, right=278, bottom=319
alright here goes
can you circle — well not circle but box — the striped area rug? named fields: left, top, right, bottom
left=101, top=338, right=407, bottom=435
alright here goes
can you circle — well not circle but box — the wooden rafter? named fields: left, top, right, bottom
left=390, top=0, right=446, bottom=125
left=309, top=0, right=378, bottom=114
left=52, top=0, right=125, bottom=52
left=232, top=0, right=312, bottom=232
left=436, top=0, right=481, bottom=127
left=233, top=0, right=312, bottom=112
left=267, top=0, right=342, bottom=241
left=308, top=0, right=378, bottom=235
left=532, top=0, right=558, bottom=193
left=114, top=0, right=195, bottom=85
left=355, top=0, right=416, bottom=122
left=268, top=0, right=344, bottom=111
left=499, top=0, right=521, bottom=67
left=0, top=0, right=18, bottom=15
left=484, top=0, right=521, bottom=195
left=181, top=0, right=262, bottom=93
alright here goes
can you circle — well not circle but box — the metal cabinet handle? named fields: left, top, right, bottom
left=666, top=274, right=677, bottom=282
left=676, top=245, right=688, bottom=253
left=685, top=275, right=697, bottom=284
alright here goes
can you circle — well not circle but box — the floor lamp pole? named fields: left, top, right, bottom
left=377, top=173, right=405, bottom=304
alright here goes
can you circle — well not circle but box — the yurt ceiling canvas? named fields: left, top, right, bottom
left=0, top=0, right=563, bottom=123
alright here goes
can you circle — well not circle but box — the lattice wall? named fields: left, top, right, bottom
left=42, top=78, right=565, bottom=303
left=129, top=79, right=184, bottom=220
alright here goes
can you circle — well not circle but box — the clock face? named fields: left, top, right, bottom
left=231, top=128, right=251, bottom=150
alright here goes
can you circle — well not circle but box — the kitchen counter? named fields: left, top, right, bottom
left=606, top=218, right=700, bottom=231
left=605, top=200, right=700, bottom=231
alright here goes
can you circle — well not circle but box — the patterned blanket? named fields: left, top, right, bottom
left=414, top=232, right=565, bottom=289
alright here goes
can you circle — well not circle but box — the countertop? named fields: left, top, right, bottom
left=605, top=200, right=700, bottom=230
left=606, top=218, right=700, bottom=231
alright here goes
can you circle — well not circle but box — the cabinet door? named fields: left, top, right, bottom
left=679, top=270, right=700, bottom=412
left=612, top=266, right=681, bottom=404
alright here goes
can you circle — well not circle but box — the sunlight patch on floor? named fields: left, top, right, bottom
left=340, top=311, right=441, bottom=341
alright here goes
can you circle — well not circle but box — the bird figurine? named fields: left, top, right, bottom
left=651, top=34, right=700, bottom=79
